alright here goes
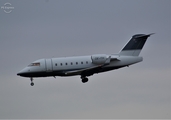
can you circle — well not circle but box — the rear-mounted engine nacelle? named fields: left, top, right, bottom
left=91, top=54, right=108, bottom=65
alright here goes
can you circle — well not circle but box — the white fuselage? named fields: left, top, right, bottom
left=17, top=33, right=152, bottom=85
left=18, top=54, right=142, bottom=78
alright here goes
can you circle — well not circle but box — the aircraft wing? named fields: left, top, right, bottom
left=64, top=64, right=104, bottom=75
left=64, top=56, right=119, bottom=76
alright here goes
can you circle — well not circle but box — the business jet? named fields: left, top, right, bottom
left=17, top=33, right=153, bottom=86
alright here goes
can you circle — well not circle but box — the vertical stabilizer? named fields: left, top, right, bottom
left=119, top=33, right=154, bottom=56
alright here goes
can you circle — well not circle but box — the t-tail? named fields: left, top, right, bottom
left=119, top=33, right=154, bottom=56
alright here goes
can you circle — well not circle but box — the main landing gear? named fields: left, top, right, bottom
left=81, top=76, right=88, bottom=83
left=30, top=77, right=34, bottom=86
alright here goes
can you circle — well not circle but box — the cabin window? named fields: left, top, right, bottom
left=76, top=62, right=78, bottom=65
left=71, top=62, right=73, bottom=65
left=81, top=62, right=83, bottom=64
left=55, top=63, right=57, bottom=66
left=66, top=63, right=67, bottom=65
left=61, top=63, right=62, bottom=66
left=86, top=61, right=88, bottom=64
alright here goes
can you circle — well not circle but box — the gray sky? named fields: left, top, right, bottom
left=0, top=0, right=170, bottom=119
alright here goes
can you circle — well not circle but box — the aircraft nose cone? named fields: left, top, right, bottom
left=17, top=67, right=29, bottom=77
left=17, top=72, right=21, bottom=76
left=17, top=71, right=29, bottom=77
left=17, top=71, right=24, bottom=76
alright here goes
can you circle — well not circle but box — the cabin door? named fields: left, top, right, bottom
left=45, top=59, right=53, bottom=72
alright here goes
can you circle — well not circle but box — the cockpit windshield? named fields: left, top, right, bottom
left=28, top=62, right=40, bottom=66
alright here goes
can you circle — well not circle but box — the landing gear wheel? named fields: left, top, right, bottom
left=30, top=82, right=34, bottom=86
left=82, top=77, right=88, bottom=83
left=30, top=77, right=34, bottom=86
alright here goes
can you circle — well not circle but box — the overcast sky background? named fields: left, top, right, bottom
left=0, top=0, right=170, bottom=119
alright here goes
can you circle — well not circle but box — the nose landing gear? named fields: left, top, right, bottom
left=30, top=77, right=34, bottom=86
